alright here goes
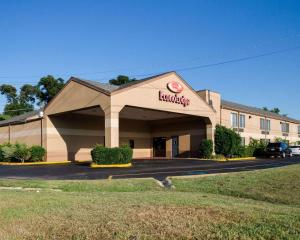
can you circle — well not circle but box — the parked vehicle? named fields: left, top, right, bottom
left=289, top=146, right=300, bottom=156
left=266, top=142, right=293, bottom=158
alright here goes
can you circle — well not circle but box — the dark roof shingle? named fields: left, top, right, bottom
left=0, top=110, right=41, bottom=126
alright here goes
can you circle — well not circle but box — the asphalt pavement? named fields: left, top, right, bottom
left=0, top=157, right=299, bottom=180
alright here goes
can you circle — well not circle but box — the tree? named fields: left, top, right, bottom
left=263, top=107, right=280, bottom=114
left=214, top=125, right=242, bottom=157
left=0, top=84, right=35, bottom=117
left=0, top=84, right=17, bottom=103
left=36, top=75, right=65, bottom=106
left=109, top=75, right=136, bottom=86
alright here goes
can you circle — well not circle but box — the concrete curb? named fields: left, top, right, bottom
left=90, top=163, right=132, bottom=168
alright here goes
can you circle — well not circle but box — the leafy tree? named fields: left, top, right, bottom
left=3, top=101, right=34, bottom=117
left=36, top=75, right=65, bottom=106
left=109, top=75, right=136, bottom=86
left=0, top=114, right=10, bottom=121
left=0, top=84, right=34, bottom=117
left=0, top=84, right=17, bottom=103
left=263, top=107, right=280, bottom=114
left=214, top=125, right=242, bottom=157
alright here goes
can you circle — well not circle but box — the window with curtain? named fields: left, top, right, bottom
left=281, top=122, right=289, bottom=133
left=239, top=114, right=245, bottom=128
left=260, top=118, right=271, bottom=131
left=231, top=113, right=238, bottom=128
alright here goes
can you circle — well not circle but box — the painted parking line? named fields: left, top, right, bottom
left=109, top=162, right=292, bottom=178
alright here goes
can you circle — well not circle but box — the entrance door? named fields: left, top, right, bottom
left=172, top=136, right=179, bottom=157
left=153, top=137, right=166, bottom=157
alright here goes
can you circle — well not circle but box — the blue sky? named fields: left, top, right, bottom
left=0, top=0, right=299, bottom=118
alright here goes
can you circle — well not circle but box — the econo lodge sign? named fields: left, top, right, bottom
left=159, top=81, right=190, bottom=107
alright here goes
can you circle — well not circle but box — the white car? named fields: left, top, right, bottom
left=289, top=146, right=300, bottom=156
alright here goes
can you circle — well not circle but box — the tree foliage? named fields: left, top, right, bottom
left=263, top=107, right=281, bottom=114
left=0, top=75, right=65, bottom=117
left=0, top=84, right=35, bottom=116
left=36, top=75, right=65, bottom=106
left=214, top=124, right=242, bottom=157
left=109, top=75, right=136, bottom=86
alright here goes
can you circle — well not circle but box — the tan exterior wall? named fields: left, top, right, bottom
left=46, top=113, right=104, bottom=161
left=198, top=90, right=221, bottom=124
left=150, top=118, right=206, bottom=157
left=0, top=120, right=42, bottom=146
left=0, top=125, right=9, bottom=144
left=221, top=108, right=300, bottom=144
left=111, top=73, right=216, bottom=121
left=45, top=81, right=110, bottom=115
left=45, top=113, right=207, bottom=161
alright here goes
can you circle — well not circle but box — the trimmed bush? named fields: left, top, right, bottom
left=0, top=143, right=46, bottom=162
left=248, top=139, right=267, bottom=157
left=13, top=143, right=31, bottom=163
left=237, top=145, right=255, bottom=158
left=91, top=144, right=133, bottom=165
left=1, top=144, right=16, bottom=162
left=0, top=143, right=11, bottom=162
left=30, top=145, right=46, bottom=162
left=215, top=125, right=242, bottom=157
left=199, top=139, right=213, bottom=159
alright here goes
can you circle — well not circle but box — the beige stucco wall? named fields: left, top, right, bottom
left=221, top=108, right=300, bottom=144
left=111, top=73, right=216, bottom=122
left=0, top=125, right=9, bottom=144
left=0, top=120, right=42, bottom=146
left=197, top=90, right=221, bottom=124
left=45, top=81, right=110, bottom=116
left=46, top=113, right=104, bottom=161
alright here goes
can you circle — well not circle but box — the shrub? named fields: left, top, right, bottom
left=91, top=144, right=133, bottom=165
left=215, top=125, right=242, bottom=157
left=237, top=145, right=255, bottom=157
left=29, top=145, right=46, bottom=162
left=0, top=143, right=11, bottom=162
left=248, top=139, right=267, bottom=157
left=13, top=143, right=31, bottom=163
left=0, top=143, right=46, bottom=162
left=1, top=144, right=16, bottom=162
left=199, top=139, right=213, bottom=159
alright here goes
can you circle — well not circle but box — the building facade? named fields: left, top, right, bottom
left=0, top=71, right=299, bottom=162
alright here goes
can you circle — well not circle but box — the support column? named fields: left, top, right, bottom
left=104, top=108, right=120, bottom=148
left=206, top=121, right=216, bottom=154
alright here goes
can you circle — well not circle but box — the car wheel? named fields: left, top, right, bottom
left=282, top=152, right=286, bottom=158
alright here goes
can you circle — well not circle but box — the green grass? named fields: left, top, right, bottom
left=171, top=164, right=300, bottom=206
left=0, top=164, right=300, bottom=239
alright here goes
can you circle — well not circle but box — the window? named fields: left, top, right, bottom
left=231, top=113, right=238, bottom=128
left=241, top=137, right=246, bottom=146
left=281, top=122, right=289, bottom=133
left=298, top=125, right=300, bottom=134
left=260, top=118, right=271, bottom=131
left=266, top=120, right=271, bottom=131
left=231, top=113, right=245, bottom=128
left=239, top=114, right=245, bottom=128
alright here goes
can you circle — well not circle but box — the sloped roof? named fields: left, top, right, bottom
left=0, top=110, right=41, bottom=126
left=222, top=100, right=300, bottom=124
left=71, top=72, right=173, bottom=95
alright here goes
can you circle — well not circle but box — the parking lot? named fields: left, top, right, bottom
left=0, top=156, right=299, bottom=180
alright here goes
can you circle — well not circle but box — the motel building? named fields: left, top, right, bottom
left=0, top=71, right=299, bottom=162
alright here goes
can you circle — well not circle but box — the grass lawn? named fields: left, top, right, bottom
left=0, top=165, right=299, bottom=239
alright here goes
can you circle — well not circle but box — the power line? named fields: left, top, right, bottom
left=0, top=44, right=300, bottom=82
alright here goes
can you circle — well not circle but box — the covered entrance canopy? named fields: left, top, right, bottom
left=44, top=72, right=217, bottom=161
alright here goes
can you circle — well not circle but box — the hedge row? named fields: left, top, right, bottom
left=0, top=143, right=46, bottom=163
left=199, top=125, right=268, bottom=159
left=91, top=144, right=133, bottom=165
